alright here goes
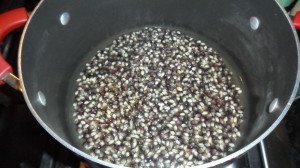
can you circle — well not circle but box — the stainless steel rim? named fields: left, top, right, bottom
left=17, top=1, right=300, bottom=167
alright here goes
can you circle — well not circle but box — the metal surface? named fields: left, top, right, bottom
left=259, top=141, right=269, bottom=168
left=2, top=73, right=22, bottom=91
left=37, top=91, right=46, bottom=106
left=16, top=0, right=300, bottom=167
left=295, top=86, right=300, bottom=99
left=59, top=12, right=70, bottom=26
left=250, top=17, right=260, bottom=30
left=268, top=98, right=279, bottom=113
left=246, top=145, right=264, bottom=168
left=264, top=121, right=296, bottom=168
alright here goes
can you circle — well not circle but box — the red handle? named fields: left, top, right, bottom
left=0, top=55, right=12, bottom=84
left=293, top=12, right=300, bottom=30
left=0, top=8, right=28, bottom=85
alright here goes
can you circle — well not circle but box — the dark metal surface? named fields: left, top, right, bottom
left=16, top=0, right=300, bottom=167
left=264, top=121, right=296, bottom=168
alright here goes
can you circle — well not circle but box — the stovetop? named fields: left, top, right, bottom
left=0, top=1, right=300, bottom=168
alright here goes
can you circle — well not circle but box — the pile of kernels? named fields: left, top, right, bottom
left=73, top=27, right=243, bottom=167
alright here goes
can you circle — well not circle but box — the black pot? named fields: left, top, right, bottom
left=0, top=0, right=299, bottom=167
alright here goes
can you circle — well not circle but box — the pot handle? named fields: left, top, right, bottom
left=0, top=8, right=28, bottom=91
left=293, top=12, right=300, bottom=29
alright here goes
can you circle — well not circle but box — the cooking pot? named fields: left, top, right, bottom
left=0, top=0, right=299, bottom=167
